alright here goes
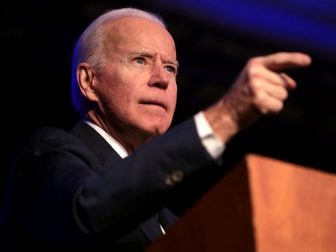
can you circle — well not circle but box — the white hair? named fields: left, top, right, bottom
left=71, top=8, right=166, bottom=116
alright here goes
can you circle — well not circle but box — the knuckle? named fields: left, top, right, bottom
left=273, top=102, right=284, bottom=112
left=254, top=91, right=267, bottom=105
left=245, top=64, right=262, bottom=80
left=282, top=89, right=288, bottom=99
left=276, top=87, right=288, bottom=100
left=249, top=79, right=262, bottom=92
left=246, top=57, right=261, bottom=67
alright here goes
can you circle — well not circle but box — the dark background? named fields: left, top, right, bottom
left=2, top=0, right=336, bottom=204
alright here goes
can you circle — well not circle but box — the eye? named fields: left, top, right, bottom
left=134, top=57, right=146, bottom=65
left=165, top=65, right=177, bottom=74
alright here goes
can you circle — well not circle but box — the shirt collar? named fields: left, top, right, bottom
left=85, top=121, right=128, bottom=159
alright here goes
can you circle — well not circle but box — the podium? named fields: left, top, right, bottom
left=146, top=154, right=336, bottom=251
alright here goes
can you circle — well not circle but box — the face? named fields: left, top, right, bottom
left=92, top=17, right=178, bottom=139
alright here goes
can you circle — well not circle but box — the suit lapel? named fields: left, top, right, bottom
left=70, top=121, right=121, bottom=166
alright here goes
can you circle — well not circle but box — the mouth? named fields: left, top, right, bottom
left=139, top=99, right=168, bottom=111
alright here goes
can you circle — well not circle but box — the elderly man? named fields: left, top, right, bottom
left=1, top=7, right=311, bottom=252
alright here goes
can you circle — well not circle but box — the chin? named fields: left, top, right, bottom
left=132, top=112, right=172, bottom=136
left=149, top=124, right=170, bottom=136
left=141, top=120, right=171, bottom=136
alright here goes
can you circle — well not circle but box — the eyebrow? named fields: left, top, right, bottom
left=130, top=51, right=179, bottom=68
left=164, top=59, right=179, bottom=69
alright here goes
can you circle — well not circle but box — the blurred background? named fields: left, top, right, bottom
left=2, top=0, right=336, bottom=203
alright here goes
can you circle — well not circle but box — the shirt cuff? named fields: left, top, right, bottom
left=194, top=111, right=225, bottom=159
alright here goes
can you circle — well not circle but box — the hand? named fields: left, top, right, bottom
left=204, top=52, right=311, bottom=142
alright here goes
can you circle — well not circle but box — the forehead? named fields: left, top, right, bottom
left=103, top=17, right=176, bottom=57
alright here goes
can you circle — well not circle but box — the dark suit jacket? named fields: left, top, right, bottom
left=1, top=118, right=221, bottom=251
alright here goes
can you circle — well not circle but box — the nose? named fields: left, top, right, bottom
left=148, top=62, right=169, bottom=90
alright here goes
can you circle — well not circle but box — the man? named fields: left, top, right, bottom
left=1, top=7, right=311, bottom=252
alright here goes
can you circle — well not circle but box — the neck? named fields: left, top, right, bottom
left=85, top=111, right=151, bottom=154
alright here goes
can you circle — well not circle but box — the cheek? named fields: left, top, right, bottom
left=108, top=89, right=133, bottom=114
left=169, top=84, right=178, bottom=112
left=98, top=80, right=134, bottom=114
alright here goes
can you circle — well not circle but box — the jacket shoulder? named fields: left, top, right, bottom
left=14, top=127, right=95, bottom=166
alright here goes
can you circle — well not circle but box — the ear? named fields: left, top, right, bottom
left=76, top=63, right=99, bottom=102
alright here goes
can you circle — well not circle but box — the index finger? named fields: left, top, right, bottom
left=258, top=52, right=312, bottom=71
